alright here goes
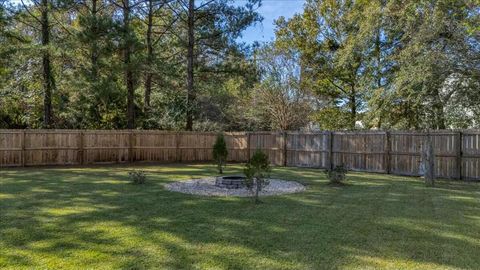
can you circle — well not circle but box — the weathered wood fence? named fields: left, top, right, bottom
left=1, top=130, right=479, bottom=180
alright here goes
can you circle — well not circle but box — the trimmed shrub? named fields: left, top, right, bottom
left=325, top=165, right=347, bottom=184
left=212, top=133, right=228, bottom=174
left=129, top=170, right=147, bottom=184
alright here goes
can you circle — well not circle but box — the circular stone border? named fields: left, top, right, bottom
left=164, top=177, right=306, bottom=197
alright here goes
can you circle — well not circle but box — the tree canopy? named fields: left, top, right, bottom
left=1, top=0, right=479, bottom=130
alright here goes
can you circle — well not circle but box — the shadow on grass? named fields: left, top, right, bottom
left=325, top=181, right=352, bottom=187
left=1, top=164, right=480, bottom=269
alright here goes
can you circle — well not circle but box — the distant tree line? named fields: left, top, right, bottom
left=0, top=0, right=479, bottom=131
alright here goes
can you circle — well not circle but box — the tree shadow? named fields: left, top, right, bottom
left=1, top=164, right=480, bottom=269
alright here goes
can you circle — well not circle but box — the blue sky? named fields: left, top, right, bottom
left=10, top=0, right=305, bottom=44
left=236, top=0, right=306, bottom=44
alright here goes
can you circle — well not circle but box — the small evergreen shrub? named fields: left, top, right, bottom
left=212, top=133, right=228, bottom=174
left=325, top=165, right=347, bottom=184
left=129, top=170, right=147, bottom=184
left=244, top=150, right=271, bottom=203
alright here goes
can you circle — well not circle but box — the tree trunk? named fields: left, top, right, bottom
left=422, top=133, right=435, bottom=187
left=124, top=0, right=135, bottom=129
left=254, top=178, right=261, bottom=204
left=144, top=0, right=153, bottom=113
left=89, top=0, right=100, bottom=123
left=218, top=158, right=223, bottom=174
left=349, top=92, right=356, bottom=130
left=375, top=29, right=382, bottom=89
left=41, top=0, right=54, bottom=128
left=434, top=102, right=446, bottom=129
left=375, top=27, right=382, bottom=129
left=185, top=0, right=195, bottom=131
left=90, top=0, right=98, bottom=81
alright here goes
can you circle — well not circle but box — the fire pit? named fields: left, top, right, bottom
left=215, top=175, right=246, bottom=189
left=165, top=177, right=306, bottom=197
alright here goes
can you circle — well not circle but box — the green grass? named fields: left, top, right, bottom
left=1, top=164, right=480, bottom=270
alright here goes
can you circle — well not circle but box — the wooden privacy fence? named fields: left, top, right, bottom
left=0, top=129, right=479, bottom=180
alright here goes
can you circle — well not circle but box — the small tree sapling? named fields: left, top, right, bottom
left=212, top=133, right=228, bottom=174
left=244, top=150, right=271, bottom=203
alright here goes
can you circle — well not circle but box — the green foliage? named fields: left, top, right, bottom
left=313, top=107, right=352, bottom=130
left=0, top=0, right=262, bottom=130
left=275, top=0, right=367, bottom=130
left=244, top=149, right=271, bottom=203
left=325, top=165, right=347, bottom=184
left=0, top=0, right=479, bottom=130
left=275, top=0, right=480, bottom=130
left=212, top=133, right=228, bottom=174
left=128, top=170, right=147, bottom=185
left=386, top=0, right=480, bottom=129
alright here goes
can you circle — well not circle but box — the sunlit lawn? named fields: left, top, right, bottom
left=1, top=164, right=480, bottom=269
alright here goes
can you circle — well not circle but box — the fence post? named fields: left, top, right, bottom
left=328, top=131, right=334, bottom=170
left=79, top=131, right=84, bottom=165
left=457, top=131, right=463, bottom=180
left=283, top=131, right=288, bottom=167
left=129, top=130, right=134, bottom=163
left=175, top=132, right=181, bottom=163
left=247, top=132, right=251, bottom=162
left=21, top=130, right=26, bottom=167
left=385, top=131, right=391, bottom=174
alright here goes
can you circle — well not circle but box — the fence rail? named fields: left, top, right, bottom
left=1, top=129, right=479, bottom=180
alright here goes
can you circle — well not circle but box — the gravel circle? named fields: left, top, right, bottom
left=164, top=177, right=306, bottom=197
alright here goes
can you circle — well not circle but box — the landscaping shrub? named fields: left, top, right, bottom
left=325, top=165, right=347, bottom=184
left=212, top=133, right=228, bottom=174
left=128, top=170, right=147, bottom=184
left=244, top=149, right=271, bottom=203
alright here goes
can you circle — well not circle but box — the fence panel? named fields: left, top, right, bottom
left=332, top=132, right=387, bottom=173
left=390, top=132, right=423, bottom=176
left=224, top=132, right=248, bottom=162
left=24, top=130, right=81, bottom=166
left=178, top=132, right=217, bottom=162
left=132, top=131, right=177, bottom=163
left=83, top=130, right=130, bottom=164
left=0, top=130, right=23, bottom=167
left=462, top=131, right=480, bottom=180
left=249, top=132, right=285, bottom=166
left=286, top=132, right=329, bottom=168
left=431, top=131, right=460, bottom=179
left=389, top=131, right=461, bottom=178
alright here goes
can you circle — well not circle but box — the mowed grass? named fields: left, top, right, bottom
left=1, top=164, right=480, bottom=270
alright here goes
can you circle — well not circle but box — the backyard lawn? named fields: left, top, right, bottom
left=1, top=164, right=479, bottom=270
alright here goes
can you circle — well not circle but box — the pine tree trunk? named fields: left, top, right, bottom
left=124, top=0, right=135, bottom=129
left=375, top=28, right=383, bottom=129
left=185, top=0, right=195, bottom=131
left=41, top=0, right=53, bottom=128
left=144, top=0, right=153, bottom=113
left=90, top=0, right=98, bottom=81
left=90, top=0, right=100, bottom=123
